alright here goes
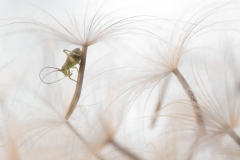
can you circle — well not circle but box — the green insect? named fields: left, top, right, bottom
left=39, top=48, right=82, bottom=84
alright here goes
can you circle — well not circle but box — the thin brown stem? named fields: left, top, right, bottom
left=66, top=121, right=104, bottom=159
left=151, top=100, right=161, bottom=127
left=0, top=58, right=15, bottom=70
left=65, top=46, right=88, bottom=119
left=110, top=140, right=143, bottom=160
left=151, top=76, right=170, bottom=127
left=173, top=68, right=240, bottom=157
left=173, top=68, right=205, bottom=131
left=229, top=130, right=240, bottom=146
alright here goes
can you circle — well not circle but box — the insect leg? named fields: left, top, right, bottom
left=68, top=75, right=77, bottom=82
left=72, top=67, right=79, bottom=72
left=67, top=70, right=77, bottom=82
left=63, top=49, right=71, bottom=56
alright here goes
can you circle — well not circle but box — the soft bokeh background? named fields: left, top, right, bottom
left=1, top=0, right=240, bottom=159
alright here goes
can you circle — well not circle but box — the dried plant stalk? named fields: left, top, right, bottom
left=174, top=69, right=240, bottom=146
left=173, top=68, right=205, bottom=130
left=229, top=130, right=240, bottom=146
left=151, top=76, right=170, bottom=127
left=66, top=121, right=104, bottom=159
left=110, top=140, right=142, bottom=160
left=65, top=46, right=88, bottom=119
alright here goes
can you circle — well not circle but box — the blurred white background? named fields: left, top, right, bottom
left=1, top=0, right=240, bottom=160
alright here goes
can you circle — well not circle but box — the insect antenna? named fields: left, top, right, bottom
left=39, top=66, right=66, bottom=84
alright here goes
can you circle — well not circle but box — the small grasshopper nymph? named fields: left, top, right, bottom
left=61, top=48, right=82, bottom=82
left=39, top=48, right=82, bottom=84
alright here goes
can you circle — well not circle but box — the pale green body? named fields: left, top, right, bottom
left=61, top=48, right=82, bottom=78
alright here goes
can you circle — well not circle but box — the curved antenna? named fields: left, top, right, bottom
left=39, top=66, right=66, bottom=84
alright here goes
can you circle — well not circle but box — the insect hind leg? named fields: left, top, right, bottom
left=71, top=53, right=82, bottom=57
left=63, top=49, right=71, bottom=56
